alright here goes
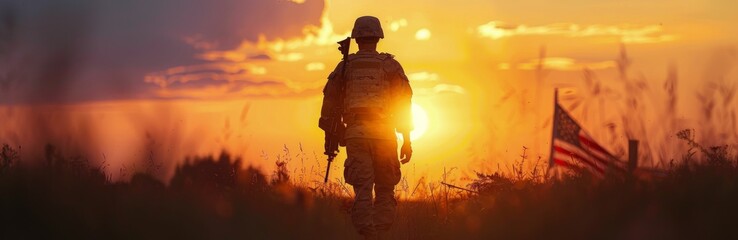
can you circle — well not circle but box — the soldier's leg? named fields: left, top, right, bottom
left=344, top=139, right=376, bottom=236
left=372, top=139, right=401, bottom=231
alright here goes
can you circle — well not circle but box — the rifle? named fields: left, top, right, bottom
left=324, top=37, right=350, bottom=183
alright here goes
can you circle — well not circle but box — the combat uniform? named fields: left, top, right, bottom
left=320, top=49, right=413, bottom=236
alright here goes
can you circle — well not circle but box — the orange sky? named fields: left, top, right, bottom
left=1, top=0, right=736, bottom=185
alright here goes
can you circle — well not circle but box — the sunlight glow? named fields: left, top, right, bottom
left=410, top=103, right=429, bottom=141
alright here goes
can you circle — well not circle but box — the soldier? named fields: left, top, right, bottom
left=319, top=16, right=413, bottom=239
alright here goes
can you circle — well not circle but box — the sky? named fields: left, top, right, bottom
left=0, top=0, right=736, bottom=183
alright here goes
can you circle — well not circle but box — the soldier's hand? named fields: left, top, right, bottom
left=400, top=142, right=412, bottom=164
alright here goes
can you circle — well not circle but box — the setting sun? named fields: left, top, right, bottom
left=410, top=102, right=429, bottom=141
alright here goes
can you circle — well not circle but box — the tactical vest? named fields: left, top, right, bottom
left=343, top=53, right=392, bottom=121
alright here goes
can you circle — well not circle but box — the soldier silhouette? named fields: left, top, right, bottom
left=319, top=16, right=414, bottom=240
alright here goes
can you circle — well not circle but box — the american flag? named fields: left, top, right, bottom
left=548, top=98, right=626, bottom=177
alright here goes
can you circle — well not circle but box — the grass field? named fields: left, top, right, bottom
left=2, top=140, right=738, bottom=240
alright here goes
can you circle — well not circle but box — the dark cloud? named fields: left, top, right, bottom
left=0, top=0, right=324, bottom=104
left=146, top=69, right=323, bottom=100
left=248, top=54, right=272, bottom=60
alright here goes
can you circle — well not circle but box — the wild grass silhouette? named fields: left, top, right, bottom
left=1, top=137, right=738, bottom=239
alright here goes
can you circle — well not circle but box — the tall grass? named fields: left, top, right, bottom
left=2, top=138, right=738, bottom=239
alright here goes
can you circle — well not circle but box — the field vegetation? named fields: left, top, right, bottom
left=1, top=135, right=737, bottom=239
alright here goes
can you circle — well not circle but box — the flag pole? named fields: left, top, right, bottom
left=545, top=88, right=559, bottom=178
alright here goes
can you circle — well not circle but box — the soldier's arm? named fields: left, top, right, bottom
left=389, top=60, right=414, bottom=163
left=318, top=62, right=344, bottom=131
left=389, top=60, right=414, bottom=141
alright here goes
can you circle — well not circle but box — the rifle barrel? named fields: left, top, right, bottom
left=323, top=37, right=350, bottom=184
left=324, top=156, right=334, bottom=183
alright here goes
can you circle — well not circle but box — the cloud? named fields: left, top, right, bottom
left=433, top=84, right=466, bottom=94
left=305, top=62, right=326, bottom=71
left=143, top=0, right=354, bottom=100
left=477, top=21, right=676, bottom=44
left=0, top=0, right=326, bottom=103
left=389, top=19, right=408, bottom=32
left=415, top=28, right=432, bottom=40
left=144, top=62, right=318, bottom=99
left=406, top=71, right=464, bottom=95
left=513, top=57, right=616, bottom=71
left=407, top=71, right=440, bottom=82
left=150, top=79, right=319, bottom=99
left=275, top=53, right=304, bottom=62
left=145, top=63, right=268, bottom=88
left=193, top=7, right=348, bottom=64
left=414, top=84, right=466, bottom=95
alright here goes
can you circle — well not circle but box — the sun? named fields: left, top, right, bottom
left=410, top=103, right=429, bottom=141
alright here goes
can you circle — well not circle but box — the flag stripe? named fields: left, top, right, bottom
left=549, top=100, right=628, bottom=178
left=591, top=153, right=626, bottom=172
left=553, top=146, right=604, bottom=174
left=578, top=135, right=628, bottom=172
left=554, top=140, right=609, bottom=170
left=577, top=143, right=627, bottom=172
left=576, top=142, right=610, bottom=167
left=578, top=135, right=615, bottom=159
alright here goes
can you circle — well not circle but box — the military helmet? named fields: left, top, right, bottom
left=351, top=16, right=384, bottom=39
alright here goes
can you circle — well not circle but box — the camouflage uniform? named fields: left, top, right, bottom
left=319, top=28, right=413, bottom=236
